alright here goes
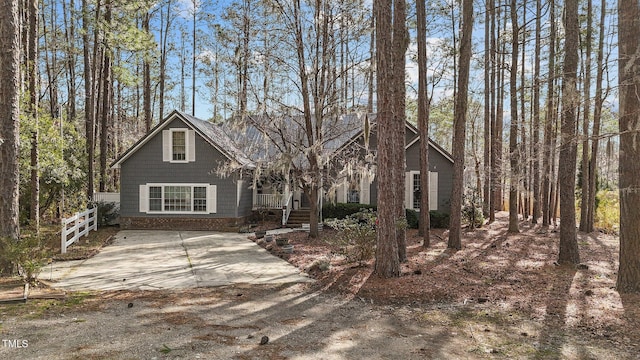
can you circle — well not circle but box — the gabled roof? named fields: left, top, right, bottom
left=330, top=113, right=415, bottom=155
left=330, top=115, right=453, bottom=164
left=222, top=113, right=365, bottom=165
left=405, top=135, right=454, bottom=164
left=111, top=110, right=255, bottom=169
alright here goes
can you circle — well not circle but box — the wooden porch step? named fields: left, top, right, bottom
left=286, top=209, right=311, bottom=227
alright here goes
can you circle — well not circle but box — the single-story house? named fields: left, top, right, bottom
left=112, top=110, right=453, bottom=230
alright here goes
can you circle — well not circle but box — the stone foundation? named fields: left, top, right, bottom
left=119, top=216, right=249, bottom=232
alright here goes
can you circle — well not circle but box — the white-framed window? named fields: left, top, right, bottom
left=347, top=189, right=360, bottom=203
left=405, top=171, right=438, bottom=211
left=413, top=173, right=421, bottom=209
left=149, top=186, right=162, bottom=211
left=163, top=128, right=195, bottom=163
left=139, top=183, right=216, bottom=214
left=172, top=131, right=186, bottom=161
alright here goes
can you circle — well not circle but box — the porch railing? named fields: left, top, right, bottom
left=254, top=193, right=284, bottom=209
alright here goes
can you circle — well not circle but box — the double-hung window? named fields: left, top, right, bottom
left=149, top=186, right=163, bottom=211
left=406, top=171, right=438, bottom=211
left=172, top=131, right=186, bottom=161
left=163, top=128, right=195, bottom=163
left=140, top=184, right=216, bottom=214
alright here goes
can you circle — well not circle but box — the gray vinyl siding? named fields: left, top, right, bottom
left=236, top=178, right=254, bottom=217
left=405, top=141, right=453, bottom=213
left=329, top=125, right=452, bottom=214
left=120, top=118, right=251, bottom=218
left=367, top=145, right=451, bottom=213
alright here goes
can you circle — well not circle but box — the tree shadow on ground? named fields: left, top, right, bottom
left=533, top=265, right=577, bottom=359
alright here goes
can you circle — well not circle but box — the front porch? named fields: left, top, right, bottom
left=252, top=191, right=316, bottom=228
left=252, top=192, right=294, bottom=226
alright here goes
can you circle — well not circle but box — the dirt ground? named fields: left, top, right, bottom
left=1, top=212, right=639, bottom=359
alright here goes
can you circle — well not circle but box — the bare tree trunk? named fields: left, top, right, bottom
left=143, top=11, right=152, bottom=132
left=367, top=14, right=374, bottom=114
left=239, top=0, right=250, bottom=117
left=391, top=0, right=407, bottom=262
left=0, top=0, right=21, bottom=274
left=483, top=0, right=491, bottom=220
left=416, top=0, right=430, bottom=246
left=448, top=0, right=473, bottom=250
left=374, top=0, right=399, bottom=276
left=519, top=0, right=528, bottom=221
left=449, top=1, right=457, bottom=102
left=508, top=0, right=519, bottom=233
left=192, top=0, right=197, bottom=116
left=531, top=0, right=542, bottom=223
left=63, top=0, right=77, bottom=122
left=98, top=0, right=112, bottom=193
left=493, top=10, right=505, bottom=214
left=542, top=0, right=556, bottom=226
left=159, top=0, right=172, bottom=121
left=180, top=33, right=186, bottom=112
left=587, top=0, right=607, bottom=233
left=488, top=0, right=496, bottom=223
left=550, top=110, right=559, bottom=225
left=579, top=0, right=593, bottom=232
left=27, top=0, right=39, bottom=232
left=617, top=0, right=640, bottom=293
left=42, top=2, right=60, bottom=119
left=82, top=0, right=95, bottom=200
left=558, top=0, right=580, bottom=265
left=291, top=0, right=326, bottom=240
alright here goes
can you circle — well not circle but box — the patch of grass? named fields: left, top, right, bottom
left=24, top=299, right=59, bottom=319
left=13, top=223, right=118, bottom=262
left=53, top=227, right=118, bottom=261
left=418, top=310, right=454, bottom=326
left=159, top=344, right=173, bottom=354
left=1, top=291, right=93, bottom=319
left=491, top=337, right=540, bottom=358
left=64, top=291, right=93, bottom=307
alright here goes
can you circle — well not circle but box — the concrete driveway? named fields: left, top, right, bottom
left=46, top=230, right=312, bottom=291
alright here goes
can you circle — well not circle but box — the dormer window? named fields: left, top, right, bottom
left=163, top=128, right=195, bottom=163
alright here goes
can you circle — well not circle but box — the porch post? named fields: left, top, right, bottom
left=252, top=173, right=257, bottom=209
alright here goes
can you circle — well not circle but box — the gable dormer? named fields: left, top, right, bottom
left=112, top=110, right=255, bottom=170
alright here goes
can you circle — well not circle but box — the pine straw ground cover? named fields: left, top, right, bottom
left=255, top=212, right=640, bottom=357
left=1, top=214, right=639, bottom=359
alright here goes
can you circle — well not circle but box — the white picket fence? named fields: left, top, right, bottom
left=61, top=207, right=98, bottom=254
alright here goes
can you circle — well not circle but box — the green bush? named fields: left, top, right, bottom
left=429, top=210, right=450, bottom=228
left=324, top=203, right=450, bottom=229
left=325, top=209, right=376, bottom=266
left=90, top=201, right=120, bottom=227
left=462, top=204, right=484, bottom=228
left=462, top=189, right=484, bottom=229
left=0, top=235, right=50, bottom=285
left=595, top=190, right=619, bottom=234
left=405, top=209, right=419, bottom=229
left=322, top=203, right=376, bottom=219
